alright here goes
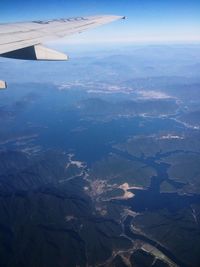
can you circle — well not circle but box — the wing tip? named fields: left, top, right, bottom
left=0, top=80, right=7, bottom=90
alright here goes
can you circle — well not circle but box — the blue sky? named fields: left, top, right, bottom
left=1, top=0, right=200, bottom=44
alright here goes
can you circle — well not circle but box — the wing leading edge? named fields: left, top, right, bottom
left=0, top=15, right=125, bottom=60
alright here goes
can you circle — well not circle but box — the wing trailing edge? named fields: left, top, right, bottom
left=1, top=45, right=69, bottom=61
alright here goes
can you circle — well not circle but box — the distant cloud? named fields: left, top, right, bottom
left=49, top=34, right=200, bottom=46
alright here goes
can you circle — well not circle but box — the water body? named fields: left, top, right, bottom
left=123, top=216, right=190, bottom=267
left=114, top=149, right=200, bottom=212
left=124, top=189, right=200, bottom=213
left=113, top=149, right=200, bottom=267
left=37, top=116, right=182, bottom=165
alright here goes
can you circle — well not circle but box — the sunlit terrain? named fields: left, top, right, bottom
left=0, top=44, right=200, bottom=267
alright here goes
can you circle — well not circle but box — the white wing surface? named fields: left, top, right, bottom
left=0, top=15, right=125, bottom=60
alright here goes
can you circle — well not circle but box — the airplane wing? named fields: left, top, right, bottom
left=0, top=15, right=125, bottom=88
left=0, top=15, right=125, bottom=61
